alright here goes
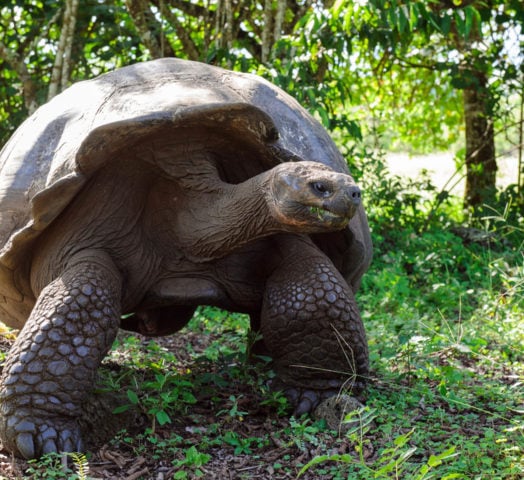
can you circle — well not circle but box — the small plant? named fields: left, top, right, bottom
left=114, top=373, right=196, bottom=431
left=217, top=394, right=248, bottom=421
left=298, top=426, right=459, bottom=479
left=172, top=445, right=211, bottom=479
left=260, top=389, right=290, bottom=416
left=221, top=431, right=255, bottom=455
left=287, top=416, right=324, bottom=451
left=25, top=452, right=90, bottom=480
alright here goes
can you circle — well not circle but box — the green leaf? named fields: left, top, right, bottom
left=429, top=446, right=458, bottom=466
left=453, top=9, right=468, bottom=39
left=127, top=389, right=139, bottom=405
left=398, top=446, right=417, bottom=463
left=464, top=5, right=481, bottom=38
left=428, top=454, right=443, bottom=467
left=332, top=0, right=345, bottom=16
left=440, top=14, right=452, bottom=35
left=438, top=382, right=448, bottom=396
left=416, top=4, right=442, bottom=32
left=464, top=9, right=473, bottom=38
left=397, top=5, right=409, bottom=34
left=394, top=429, right=413, bottom=447
left=112, top=404, right=131, bottom=414
left=155, top=410, right=171, bottom=426
left=298, top=454, right=353, bottom=476
left=408, top=3, right=418, bottom=29
left=387, top=8, right=398, bottom=32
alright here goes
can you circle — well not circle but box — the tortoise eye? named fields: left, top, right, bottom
left=311, top=181, right=332, bottom=197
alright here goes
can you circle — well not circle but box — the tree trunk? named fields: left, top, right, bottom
left=261, top=0, right=273, bottom=63
left=518, top=80, right=523, bottom=198
left=0, top=42, right=39, bottom=113
left=48, top=1, right=70, bottom=101
left=225, top=0, right=233, bottom=52
left=48, top=0, right=79, bottom=100
left=463, top=71, right=497, bottom=211
left=60, top=0, right=79, bottom=91
left=273, top=0, right=286, bottom=45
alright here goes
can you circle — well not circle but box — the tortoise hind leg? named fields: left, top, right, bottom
left=260, top=235, right=369, bottom=415
left=0, top=250, right=121, bottom=459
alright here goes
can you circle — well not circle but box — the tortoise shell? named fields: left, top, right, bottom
left=0, top=58, right=371, bottom=329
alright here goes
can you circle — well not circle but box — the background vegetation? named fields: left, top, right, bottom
left=0, top=1, right=523, bottom=479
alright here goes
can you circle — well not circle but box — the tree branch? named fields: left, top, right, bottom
left=151, top=0, right=199, bottom=60
left=394, top=55, right=440, bottom=71
left=48, top=0, right=72, bottom=100
left=162, top=0, right=209, bottom=20
left=125, top=0, right=175, bottom=58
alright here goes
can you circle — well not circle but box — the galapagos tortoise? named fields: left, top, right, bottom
left=0, top=58, right=372, bottom=458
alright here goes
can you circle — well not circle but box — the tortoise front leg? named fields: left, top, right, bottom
left=0, top=250, right=121, bottom=459
left=261, top=236, right=369, bottom=415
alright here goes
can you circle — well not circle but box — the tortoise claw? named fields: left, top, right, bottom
left=16, top=431, right=35, bottom=459
left=1, top=410, right=82, bottom=459
left=42, top=438, right=57, bottom=455
left=270, top=380, right=340, bottom=415
left=294, top=390, right=321, bottom=416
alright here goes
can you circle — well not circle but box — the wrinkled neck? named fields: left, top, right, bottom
left=170, top=169, right=282, bottom=261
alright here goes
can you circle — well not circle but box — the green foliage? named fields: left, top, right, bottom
left=26, top=452, right=89, bottom=480
left=259, top=389, right=290, bottom=416
left=188, top=307, right=250, bottom=361
left=299, top=424, right=459, bottom=479
left=287, top=417, right=326, bottom=451
left=108, top=337, right=196, bottom=430
left=172, top=445, right=211, bottom=479
left=221, top=431, right=258, bottom=455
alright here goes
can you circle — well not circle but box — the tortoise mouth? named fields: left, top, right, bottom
left=308, top=205, right=355, bottom=225
left=310, top=206, right=346, bottom=220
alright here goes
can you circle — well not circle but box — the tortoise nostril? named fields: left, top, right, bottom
left=347, top=185, right=361, bottom=205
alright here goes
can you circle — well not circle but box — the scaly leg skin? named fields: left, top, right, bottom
left=261, top=235, right=369, bottom=415
left=0, top=250, right=122, bottom=459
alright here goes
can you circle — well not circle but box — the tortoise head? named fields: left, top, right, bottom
left=268, top=161, right=362, bottom=232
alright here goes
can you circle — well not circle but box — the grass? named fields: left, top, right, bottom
left=4, top=164, right=523, bottom=479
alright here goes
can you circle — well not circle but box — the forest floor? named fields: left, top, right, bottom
left=0, top=294, right=522, bottom=480
left=3, top=324, right=371, bottom=480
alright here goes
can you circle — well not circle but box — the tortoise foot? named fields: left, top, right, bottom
left=287, top=387, right=339, bottom=416
left=0, top=250, right=122, bottom=458
left=261, top=236, right=369, bottom=416
left=269, top=378, right=339, bottom=415
left=1, top=409, right=82, bottom=459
